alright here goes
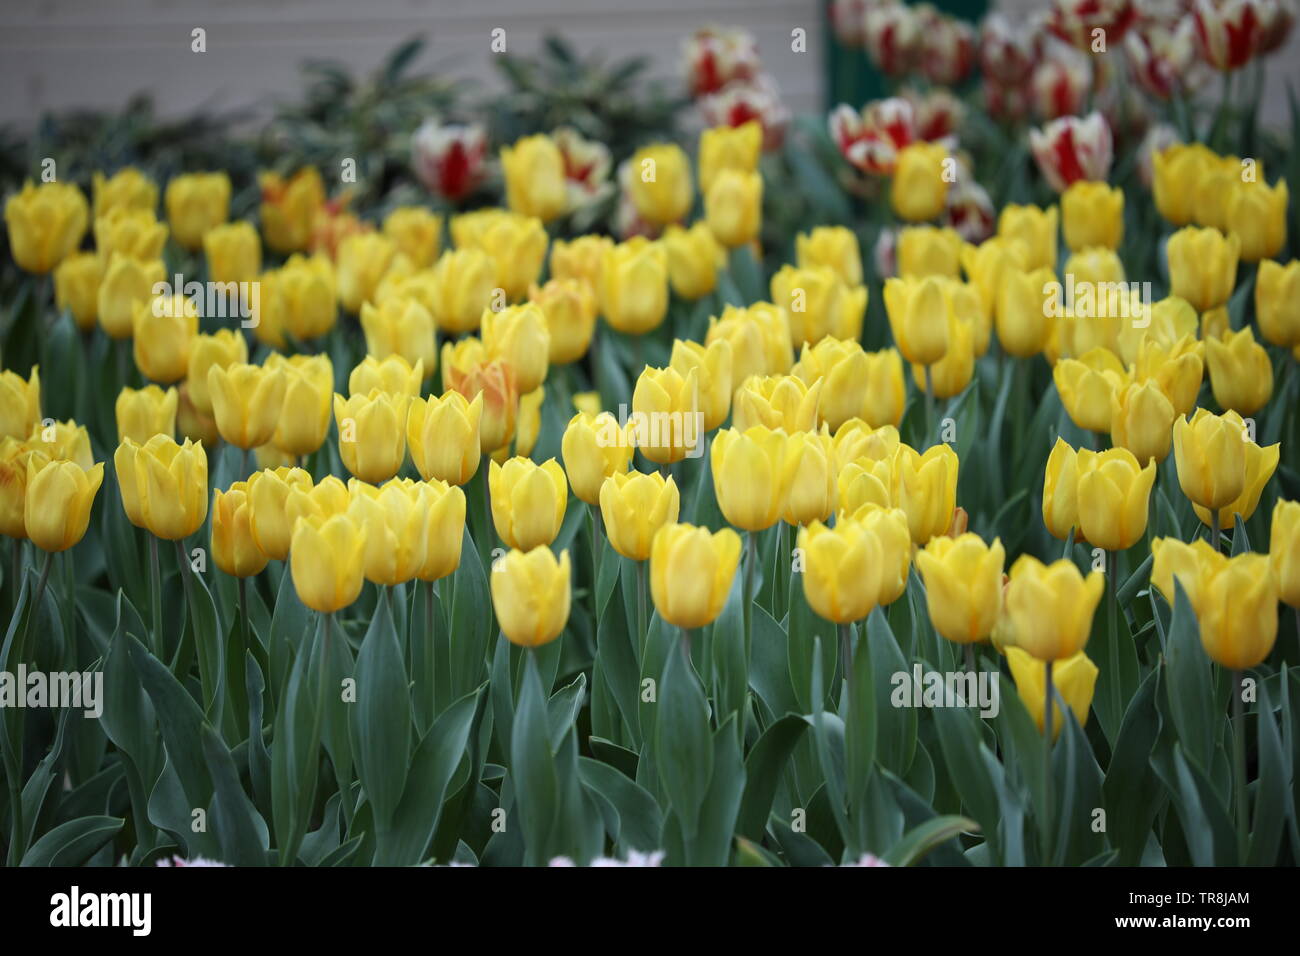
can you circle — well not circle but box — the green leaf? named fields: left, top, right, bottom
left=656, top=635, right=714, bottom=840
left=1248, top=680, right=1286, bottom=864
left=20, top=816, right=123, bottom=867
left=126, top=634, right=213, bottom=811
left=350, top=595, right=412, bottom=829
left=736, top=714, right=809, bottom=841
left=883, top=815, right=978, bottom=867
left=201, top=723, right=269, bottom=866
left=511, top=650, right=558, bottom=865
left=1164, top=581, right=1216, bottom=772
left=1102, top=669, right=1164, bottom=866
left=579, top=756, right=663, bottom=855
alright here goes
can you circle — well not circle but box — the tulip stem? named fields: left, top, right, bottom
left=1043, top=660, right=1054, bottom=862
left=1214, top=509, right=1224, bottom=554
left=839, top=622, right=853, bottom=717
left=636, top=559, right=649, bottom=653
left=9, top=538, right=19, bottom=611
left=149, top=536, right=163, bottom=659
left=923, top=365, right=935, bottom=448
left=1231, top=669, right=1248, bottom=861
left=964, top=643, right=975, bottom=673
left=241, top=447, right=251, bottom=482
left=744, top=531, right=758, bottom=661
left=238, top=576, right=250, bottom=667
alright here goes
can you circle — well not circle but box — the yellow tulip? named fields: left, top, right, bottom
left=0, top=366, right=41, bottom=441
left=1197, top=553, right=1279, bottom=669
left=699, top=121, right=762, bottom=193
left=1062, top=247, right=1126, bottom=291
left=562, top=411, right=633, bottom=506
left=915, top=534, right=1005, bottom=643
left=491, top=547, right=572, bottom=647
left=211, top=482, right=269, bottom=577
left=600, top=237, right=669, bottom=335
left=1256, top=260, right=1300, bottom=348
left=289, top=512, right=367, bottom=614
left=664, top=222, right=724, bottom=301
left=333, top=390, right=408, bottom=483
left=572, top=391, right=601, bottom=416
left=770, top=265, right=868, bottom=347
left=550, top=235, right=612, bottom=288
left=1133, top=334, right=1204, bottom=417
left=114, top=435, right=208, bottom=539
left=669, top=338, right=732, bottom=431
left=711, top=426, right=787, bottom=532
left=530, top=277, right=597, bottom=364
left=1004, top=555, right=1104, bottom=661
left=912, top=311, right=974, bottom=399
left=1152, top=142, right=1214, bottom=226
left=1005, top=646, right=1098, bottom=739
left=890, top=142, right=949, bottom=223
left=1053, top=347, right=1129, bottom=433
left=360, top=295, right=436, bottom=376
left=898, top=225, right=964, bottom=280
left=501, top=135, right=567, bottom=222
left=482, top=303, right=550, bottom=394
left=408, top=391, right=483, bottom=486
left=1205, top=326, right=1273, bottom=416
left=798, top=518, right=883, bottom=623
left=1167, top=226, right=1239, bottom=312
left=259, top=167, right=326, bottom=254
left=92, top=168, right=156, bottom=218
left=346, top=479, right=430, bottom=585
left=383, top=206, right=442, bottom=268
left=1075, top=448, right=1156, bottom=551
left=961, top=237, right=1028, bottom=323
left=97, top=254, right=166, bottom=339
left=650, top=523, right=742, bottom=629
left=782, top=430, right=836, bottom=525
left=428, top=248, right=497, bottom=334
left=998, top=203, right=1058, bottom=271
left=23, top=458, right=103, bottom=552
left=350, top=354, right=422, bottom=399
left=94, top=208, right=167, bottom=263
left=732, top=374, right=821, bottom=433
left=895, top=442, right=960, bottom=545
left=1224, top=177, right=1288, bottom=262
left=599, top=470, right=680, bottom=561
left=793, top=339, right=904, bottom=432
left=505, top=386, right=545, bottom=462
left=848, top=503, right=912, bottom=605
left=1173, top=408, right=1247, bottom=511
left=263, top=255, right=337, bottom=345
left=247, top=466, right=314, bottom=560
left=133, top=294, right=198, bottom=384
left=185, top=329, right=248, bottom=416
left=1151, top=537, right=1223, bottom=609
left=4, top=181, right=89, bottom=274
left=837, top=449, right=896, bottom=515
left=0, top=439, right=48, bottom=539
left=832, top=420, right=900, bottom=474
left=1061, top=181, right=1122, bottom=251
left=1192, top=435, right=1279, bottom=530
left=265, top=354, right=332, bottom=457
left=336, top=233, right=399, bottom=313
left=1110, top=380, right=1175, bottom=465
left=415, top=479, right=466, bottom=582
left=995, top=267, right=1056, bottom=358
left=176, top=384, right=219, bottom=448
left=1270, top=500, right=1300, bottom=608
left=795, top=226, right=863, bottom=287
left=203, top=221, right=261, bottom=285
left=53, top=252, right=103, bottom=331
left=704, top=169, right=763, bottom=247
left=1193, top=153, right=1248, bottom=232
left=207, top=362, right=288, bottom=450
left=630, top=143, right=693, bottom=225
left=884, top=275, right=950, bottom=365
left=165, top=172, right=231, bottom=250
left=705, top=302, right=793, bottom=386
left=116, top=385, right=177, bottom=445
left=444, top=358, right=517, bottom=455
left=489, top=457, right=567, bottom=551
left=460, top=210, right=548, bottom=303
left=631, top=365, right=702, bottom=465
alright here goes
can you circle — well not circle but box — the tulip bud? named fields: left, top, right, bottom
left=732, top=374, right=821, bottom=434
left=92, top=167, right=156, bottom=218
left=501, top=135, right=567, bottom=223
left=795, top=226, right=863, bottom=287
left=1198, top=552, right=1279, bottom=669
left=290, top=512, right=367, bottom=613
left=0, top=439, right=49, bottom=539
left=663, top=222, right=724, bottom=301
left=505, top=387, right=544, bottom=462
left=911, top=312, right=975, bottom=399
left=489, top=457, right=567, bottom=551
left=1168, top=226, right=1239, bottom=312
left=185, top=329, right=249, bottom=417
left=1270, top=500, right=1300, bottom=609
left=530, top=277, right=597, bottom=364
left=360, top=295, right=436, bottom=377
left=408, top=391, right=483, bottom=486
left=832, top=420, right=901, bottom=474
left=53, top=252, right=104, bottom=331
left=415, top=479, right=467, bottom=582
left=961, top=236, right=1028, bottom=323
left=492, top=546, right=572, bottom=647
left=632, top=366, right=703, bottom=465
left=650, top=523, right=742, bottom=629
left=898, top=225, right=963, bottom=280
left=95, top=208, right=168, bottom=263
left=1053, top=347, right=1129, bottom=433
left=771, top=265, right=868, bottom=348
left=797, top=518, right=883, bottom=623
left=1256, top=259, right=1300, bottom=348
left=599, top=470, right=680, bottom=561
left=704, top=169, right=763, bottom=247
left=1152, top=142, right=1214, bottom=226
left=0, top=366, right=41, bottom=442
left=629, top=143, right=693, bottom=225
left=1005, top=646, right=1098, bottom=739
left=1004, top=554, right=1104, bottom=660
left=895, top=442, right=960, bottom=545
left=208, top=362, right=288, bottom=451
left=711, top=426, right=788, bottom=532
left=669, top=338, right=732, bottom=431
left=600, top=237, right=670, bottom=335
left=165, top=172, right=231, bottom=250
left=889, top=142, right=949, bottom=223
left=456, top=210, right=547, bottom=303
left=1192, top=430, right=1279, bottom=530
left=3, top=181, right=89, bottom=274
left=1028, top=112, right=1113, bottom=193
left=997, top=203, right=1058, bottom=272
left=916, top=533, right=1005, bottom=643
left=382, top=206, right=442, bottom=269
left=1205, top=326, right=1273, bottom=416
left=97, top=254, right=166, bottom=340
left=1110, top=380, right=1175, bottom=465
left=793, top=339, right=904, bottom=432
left=1173, top=408, right=1247, bottom=511
left=425, top=248, right=495, bottom=335
left=995, top=267, right=1056, bottom=358
left=1061, top=181, right=1123, bottom=252
left=1133, top=334, right=1204, bottom=416
left=116, top=385, right=178, bottom=445
left=561, top=412, right=632, bottom=506
left=705, top=302, right=793, bottom=386
left=1075, top=448, right=1156, bottom=551
left=23, top=458, right=103, bottom=553
left=247, top=466, right=314, bottom=560
left=211, top=482, right=269, bottom=578
left=114, top=435, right=209, bottom=540
left=203, top=221, right=261, bottom=285
left=551, top=235, right=614, bottom=290
left=349, top=354, right=422, bottom=400
left=265, top=354, right=333, bottom=457
left=134, top=294, right=198, bottom=384
left=884, top=275, right=950, bottom=365
left=346, top=479, right=430, bottom=585
left=482, top=303, right=550, bottom=395
left=333, top=390, right=408, bottom=483
left=259, top=168, right=325, bottom=254
left=700, top=121, right=762, bottom=193
left=337, top=233, right=399, bottom=313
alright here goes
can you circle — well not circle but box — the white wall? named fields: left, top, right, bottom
left=0, top=0, right=825, bottom=125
